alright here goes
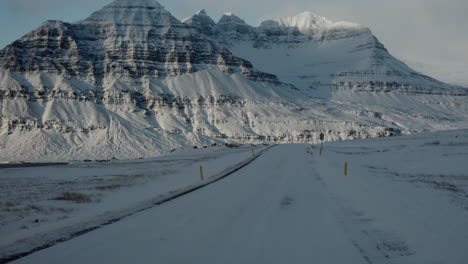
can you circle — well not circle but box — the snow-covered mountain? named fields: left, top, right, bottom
left=0, top=0, right=466, bottom=161
left=260, top=11, right=362, bottom=35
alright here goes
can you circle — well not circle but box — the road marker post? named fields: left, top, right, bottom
left=252, top=149, right=255, bottom=158
left=319, top=132, right=325, bottom=155
left=200, top=166, right=204, bottom=181
left=344, top=162, right=348, bottom=176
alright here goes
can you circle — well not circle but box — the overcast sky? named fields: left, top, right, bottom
left=1, top=0, right=467, bottom=85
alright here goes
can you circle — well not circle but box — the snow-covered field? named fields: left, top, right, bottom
left=0, top=144, right=266, bottom=262
left=311, top=129, right=468, bottom=263
left=3, top=129, right=467, bottom=263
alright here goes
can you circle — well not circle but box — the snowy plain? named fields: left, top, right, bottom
left=4, top=129, right=468, bottom=264
left=0, top=144, right=266, bottom=262
left=311, top=129, right=468, bottom=263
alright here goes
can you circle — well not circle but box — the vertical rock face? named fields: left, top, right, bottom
left=0, top=0, right=466, bottom=162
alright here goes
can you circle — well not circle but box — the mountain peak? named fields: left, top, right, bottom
left=197, top=9, right=207, bottom=16
left=217, top=12, right=253, bottom=35
left=78, top=0, right=181, bottom=26
left=182, top=9, right=216, bottom=35
left=218, top=12, right=249, bottom=26
left=106, top=0, right=163, bottom=8
left=261, top=11, right=362, bottom=34
left=182, top=9, right=212, bottom=21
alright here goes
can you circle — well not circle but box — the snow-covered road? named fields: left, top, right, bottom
left=10, top=145, right=365, bottom=263
left=10, top=134, right=468, bottom=263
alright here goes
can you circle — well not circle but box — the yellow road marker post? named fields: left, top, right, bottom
left=319, top=132, right=325, bottom=156
left=344, top=162, right=348, bottom=176
left=200, top=166, right=204, bottom=181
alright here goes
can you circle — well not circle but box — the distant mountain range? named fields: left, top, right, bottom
left=0, top=0, right=466, bottom=161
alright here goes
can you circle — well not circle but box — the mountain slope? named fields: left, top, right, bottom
left=188, top=11, right=467, bottom=97
left=186, top=10, right=468, bottom=136
left=0, top=0, right=466, bottom=161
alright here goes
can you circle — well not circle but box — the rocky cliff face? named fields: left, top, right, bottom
left=0, top=0, right=466, bottom=161
left=0, top=0, right=277, bottom=85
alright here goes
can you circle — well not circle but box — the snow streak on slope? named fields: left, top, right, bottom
left=0, top=0, right=467, bottom=161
